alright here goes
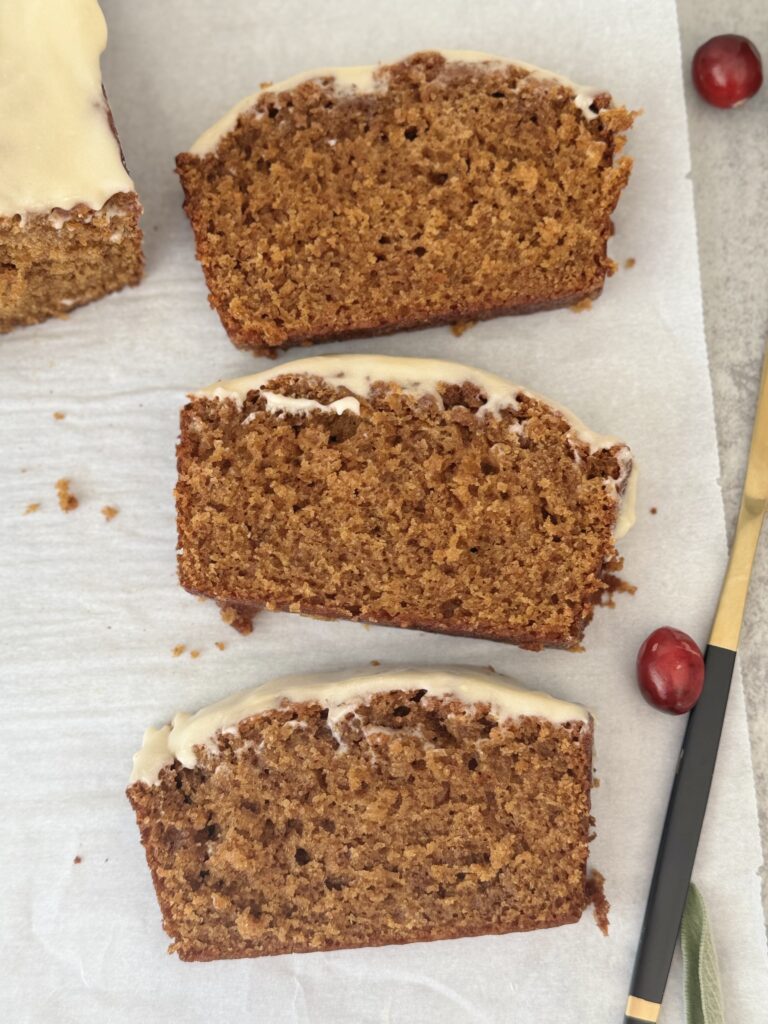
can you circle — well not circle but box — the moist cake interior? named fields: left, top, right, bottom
left=128, top=687, right=594, bottom=959
left=177, top=51, right=634, bottom=353
left=177, top=372, right=629, bottom=649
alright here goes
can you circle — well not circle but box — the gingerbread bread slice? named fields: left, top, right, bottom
left=127, top=666, right=598, bottom=960
left=176, top=355, right=635, bottom=650
left=0, top=0, right=143, bottom=334
left=177, top=50, right=634, bottom=355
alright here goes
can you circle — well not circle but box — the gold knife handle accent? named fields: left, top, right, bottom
left=625, top=994, right=662, bottom=1022
left=709, top=347, right=768, bottom=652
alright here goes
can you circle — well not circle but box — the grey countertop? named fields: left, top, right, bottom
left=677, top=2, right=768, bottom=925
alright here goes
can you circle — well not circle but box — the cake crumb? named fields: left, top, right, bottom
left=220, top=604, right=254, bottom=635
left=650, top=506, right=657, bottom=515
left=260, top=80, right=273, bottom=89
left=23, top=502, right=41, bottom=515
left=53, top=411, right=66, bottom=420
left=586, top=869, right=610, bottom=935
left=215, top=641, right=226, bottom=651
left=55, top=478, right=78, bottom=512
left=624, top=257, right=636, bottom=269
left=101, top=505, right=119, bottom=522
left=568, top=643, right=586, bottom=653
left=73, top=855, right=82, bottom=865
left=450, top=321, right=476, bottom=337
left=600, top=576, right=637, bottom=607
left=370, top=659, right=381, bottom=667
left=570, top=297, right=593, bottom=313
left=172, top=644, right=186, bottom=658
left=190, top=649, right=201, bottom=659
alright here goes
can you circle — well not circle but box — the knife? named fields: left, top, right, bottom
left=624, top=344, right=768, bottom=1023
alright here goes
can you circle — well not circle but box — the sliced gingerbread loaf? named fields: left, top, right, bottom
left=128, top=666, right=597, bottom=960
left=0, top=0, right=143, bottom=334
left=176, top=355, right=635, bottom=649
left=177, top=49, right=634, bottom=355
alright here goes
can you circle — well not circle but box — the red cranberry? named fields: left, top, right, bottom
left=636, top=627, right=705, bottom=715
left=693, top=35, right=763, bottom=108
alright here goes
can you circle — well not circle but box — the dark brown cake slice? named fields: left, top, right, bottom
left=176, top=355, right=635, bottom=650
left=176, top=49, right=634, bottom=355
left=127, top=666, right=597, bottom=960
left=0, top=0, right=143, bottom=334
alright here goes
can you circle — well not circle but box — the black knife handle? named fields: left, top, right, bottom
left=623, top=644, right=736, bottom=1021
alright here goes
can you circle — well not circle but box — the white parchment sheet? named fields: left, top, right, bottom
left=1, top=1, right=766, bottom=1021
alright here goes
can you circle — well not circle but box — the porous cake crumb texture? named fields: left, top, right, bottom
left=177, top=52, right=634, bottom=354
left=128, top=691, right=594, bottom=960
left=0, top=195, right=143, bottom=333
left=177, top=375, right=629, bottom=649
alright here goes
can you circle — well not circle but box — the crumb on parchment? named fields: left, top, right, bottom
left=172, top=644, right=186, bottom=657
left=53, top=411, right=66, bottom=420
left=101, top=505, right=119, bottom=521
left=56, top=478, right=78, bottom=512
left=220, top=604, right=254, bottom=634
left=215, top=642, right=226, bottom=651
left=73, top=855, right=82, bottom=865
left=370, top=659, right=381, bottom=667
left=570, top=298, right=592, bottom=313
left=23, top=502, right=41, bottom=515
left=650, top=506, right=658, bottom=515
left=624, top=257, right=636, bottom=269
left=450, top=321, right=476, bottom=337
left=586, top=869, right=610, bottom=935
left=190, top=649, right=201, bottom=659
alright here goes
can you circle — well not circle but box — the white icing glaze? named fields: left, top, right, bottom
left=194, top=354, right=636, bottom=538
left=258, top=391, right=360, bottom=418
left=190, top=49, right=600, bottom=156
left=613, top=451, right=637, bottom=540
left=0, top=0, right=135, bottom=219
left=130, top=666, right=589, bottom=785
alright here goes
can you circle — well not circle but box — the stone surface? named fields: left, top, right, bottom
left=678, top=1, right=768, bottom=926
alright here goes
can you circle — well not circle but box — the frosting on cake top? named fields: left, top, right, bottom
left=0, top=0, right=135, bottom=219
left=194, top=353, right=636, bottom=539
left=190, top=49, right=601, bottom=157
left=130, top=666, right=590, bottom=786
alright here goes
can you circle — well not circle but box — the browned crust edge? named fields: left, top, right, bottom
left=127, top=713, right=596, bottom=960
left=183, top=589, right=600, bottom=651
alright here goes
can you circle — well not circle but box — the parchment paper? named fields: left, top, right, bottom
left=1, top=1, right=766, bottom=1021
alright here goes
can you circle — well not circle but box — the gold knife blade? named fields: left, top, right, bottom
left=710, top=344, right=768, bottom=652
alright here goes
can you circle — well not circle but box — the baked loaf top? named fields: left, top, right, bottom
left=131, top=665, right=590, bottom=785
left=0, top=0, right=135, bottom=219
left=190, top=49, right=605, bottom=157
left=195, top=353, right=636, bottom=540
